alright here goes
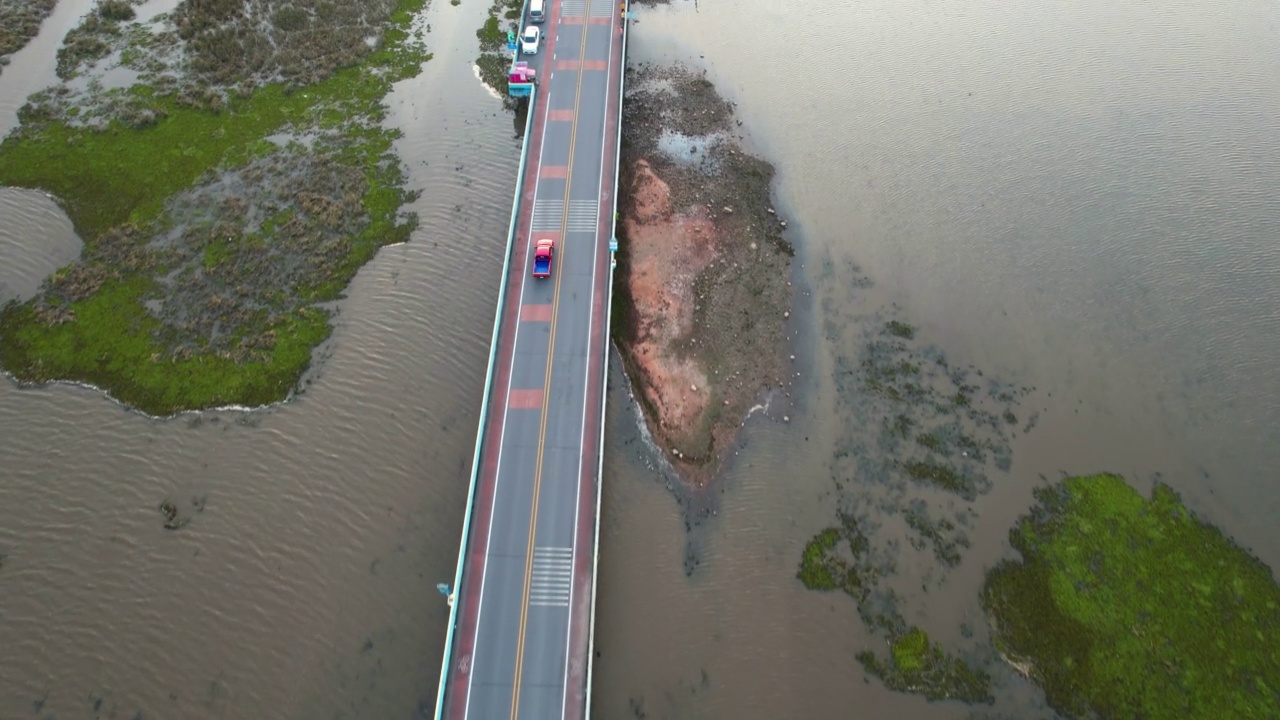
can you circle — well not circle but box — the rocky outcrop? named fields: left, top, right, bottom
left=615, top=64, right=794, bottom=485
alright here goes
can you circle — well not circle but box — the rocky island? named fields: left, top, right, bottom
left=614, top=64, right=793, bottom=483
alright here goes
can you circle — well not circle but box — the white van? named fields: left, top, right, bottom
left=529, top=0, right=544, bottom=23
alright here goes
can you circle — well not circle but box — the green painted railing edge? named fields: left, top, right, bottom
left=433, top=86, right=539, bottom=720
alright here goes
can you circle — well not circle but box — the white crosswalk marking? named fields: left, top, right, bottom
left=561, top=0, right=586, bottom=16
left=589, top=0, right=613, bottom=17
left=566, top=200, right=598, bottom=233
left=529, top=546, right=573, bottom=607
left=531, top=199, right=564, bottom=232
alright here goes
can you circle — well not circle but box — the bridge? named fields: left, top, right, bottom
left=432, top=0, right=629, bottom=717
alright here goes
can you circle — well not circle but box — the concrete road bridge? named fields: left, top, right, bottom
left=433, top=1, right=629, bottom=717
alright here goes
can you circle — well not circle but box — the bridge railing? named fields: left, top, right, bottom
left=433, top=85, right=539, bottom=720
left=583, top=5, right=628, bottom=719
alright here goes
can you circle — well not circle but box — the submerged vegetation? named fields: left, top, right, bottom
left=0, top=0, right=430, bottom=414
left=984, top=473, right=1280, bottom=720
left=857, top=628, right=993, bottom=704
left=56, top=0, right=137, bottom=79
left=474, top=0, right=522, bottom=103
left=797, top=516, right=872, bottom=599
left=798, top=513, right=992, bottom=702
left=796, top=307, right=1039, bottom=704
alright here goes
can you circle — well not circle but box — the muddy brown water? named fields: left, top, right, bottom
left=0, top=0, right=522, bottom=716
left=1, top=0, right=1278, bottom=718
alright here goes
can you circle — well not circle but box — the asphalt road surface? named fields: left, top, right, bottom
left=441, top=0, right=622, bottom=718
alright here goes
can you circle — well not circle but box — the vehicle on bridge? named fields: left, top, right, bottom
left=521, top=25, right=541, bottom=55
left=508, top=61, right=536, bottom=96
left=532, top=238, right=555, bottom=278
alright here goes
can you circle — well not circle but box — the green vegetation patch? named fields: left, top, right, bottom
left=857, top=627, right=993, bottom=704
left=902, top=459, right=981, bottom=500
left=0, top=0, right=57, bottom=67
left=983, top=473, right=1280, bottom=720
left=0, top=0, right=430, bottom=415
left=885, top=320, right=914, bottom=339
left=56, top=0, right=138, bottom=79
left=798, top=522, right=872, bottom=598
left=795, top=312, right=1039, bottom=706
left=474, top=0, right=523, bottom=102
left=173, top=0, right=405, bottom=89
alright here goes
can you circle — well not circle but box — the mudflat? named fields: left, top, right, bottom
left=0, top=0, right=430, bottom=415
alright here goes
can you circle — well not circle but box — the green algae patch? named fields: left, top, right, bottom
left=798, top=528, right=843, bottom=590
left=797, top=514, right=875, bottom=599
left=0, top=0, right=430, bottom=415
left=857, top=627, right=993, bottom=704
left=983, top=473, right=1280, bottom=720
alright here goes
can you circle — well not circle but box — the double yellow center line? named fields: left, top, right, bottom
left=508, top=14, right=591, bottom=720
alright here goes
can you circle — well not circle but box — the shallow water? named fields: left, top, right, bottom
left=0, top=0, right=523, bottom=715
left=590, top=0, right=1280, bottom=717
left=1, top=0, right=1278, bottom=717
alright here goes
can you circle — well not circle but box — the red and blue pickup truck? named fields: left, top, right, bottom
left=532, top=238, right=554, bottom=278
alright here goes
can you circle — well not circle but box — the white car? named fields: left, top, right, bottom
left=521, top=26, right=541, bottom=55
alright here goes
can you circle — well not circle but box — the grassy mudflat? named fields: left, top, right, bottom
left=984, top=473, right=1280, bottom=719
left=0, top=0, right=431, bottom=414
left=0, top=0, right=57, bottom=72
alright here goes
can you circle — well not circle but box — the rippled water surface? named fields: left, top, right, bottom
left=590, top=0, right=1280, bottom=717
left=0, top=0, right=522, bottom=715
left=2, top=0, right=1278, bottom=717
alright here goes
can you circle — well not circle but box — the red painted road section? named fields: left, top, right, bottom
left=521, top=304, right=555, bottom=322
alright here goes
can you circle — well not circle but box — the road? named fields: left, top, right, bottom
left=439, top=0, right=623, bottom=717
